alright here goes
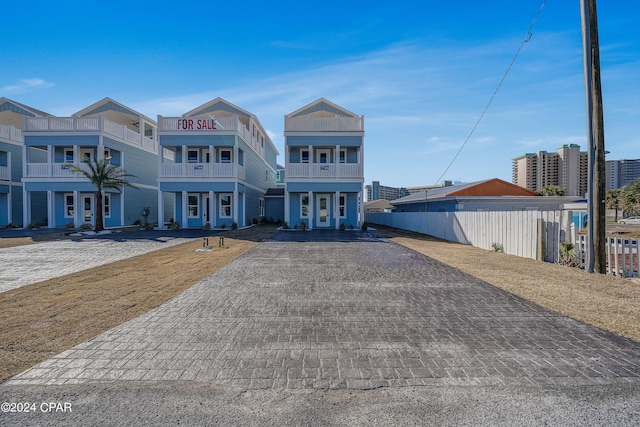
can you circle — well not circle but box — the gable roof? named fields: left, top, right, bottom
left=286, top=98, right=359, bottom=118
left=391, top=178, right=539, bottom=205
left=184, top=97, right=253, bottom=118
left=73, top=97, right=156, bottom=124
left=0, top=98, right=51, bottom=128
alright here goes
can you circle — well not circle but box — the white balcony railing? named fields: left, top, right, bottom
left=0, top=123, right=22, bottom=142
left=160, top=162, right=245, bottom=179
left=23, top=116, right=156, bottom=151
left=158, top=115, right=265, bottom=159
left=26, top=162, right=92, bottom=178
left=286, top=162, right=363, bottom=179
left=0, top=165, right=9, bottom=180
left=285, top=116, right=364, bottom=132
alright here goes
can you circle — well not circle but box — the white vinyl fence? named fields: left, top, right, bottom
left=576, top=235, right=639, bottom=277
left=366, top=210, right=569, bottom=263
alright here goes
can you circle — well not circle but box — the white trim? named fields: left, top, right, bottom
left=187, top=193, right=200, bottom=218
left=315, top=193, right=330, bottom=227
left=300, top=193, right=309, bottom=218
left=64, top=193, right=74, bottom=218
left=104, top=193, right=111, bottom=218
left=219, top=193, right=232, bottom=218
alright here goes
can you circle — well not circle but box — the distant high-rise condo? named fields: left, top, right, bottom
left=512, top=144, right=588, bottom=197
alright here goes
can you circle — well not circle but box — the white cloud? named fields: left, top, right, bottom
left=1, top=78, right=54, bottom=95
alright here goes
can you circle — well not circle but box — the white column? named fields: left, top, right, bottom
left=73, top=145, right=79, bottom=165
left=181, top=191, right=188, bottom=229
left=242, top=192, right=246, bottom=227
left=234, top=144, right=239, bottom=179
left=208, top=190, right=214, bottom=227
left=335, top=191, right=340, bottom=229
left=73, top=190, right=80, bottom=227
left=308, top=190, right=313, bottom=230
left=182, top=145, right=187, bottom=177
left=7, top=152, right=12, bottom=224
left=158, top=191, right=165, bottom=229
left=359, top=190, right=365, bottom=227
left=22, top=145, right=27, bottom=179
left=308, top=145, right=313, bottom=177
left=157, top=141, right=163, bottom=178
left=284, top=187, right=290, bottom=227
left=209, top=145, right=214, bottom=175
left=47, top=191, right=54, bottom=228
left=22, top=189, right=29, bottom=227
left=98, top=135, right=104, bottom=162
left=233, top=183, right=239, bottom=225
left=336, top=145, right=341, bottom=178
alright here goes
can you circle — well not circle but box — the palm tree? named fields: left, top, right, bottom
left=606, top=189, right=621, bottom=222
left=620, top=178, right=640, bottom=217
left=69, top=157, right=138, bottom=232
left=539, top=185, right=565, bottom=196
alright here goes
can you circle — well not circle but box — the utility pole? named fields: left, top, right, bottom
left=580, top=0, right=606, bottom=273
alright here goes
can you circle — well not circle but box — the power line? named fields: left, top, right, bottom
left=434, top=0, right=548, bottom=185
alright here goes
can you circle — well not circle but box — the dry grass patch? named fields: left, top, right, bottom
left=375, top=226, right=640, bottom=342
left=0, top=226, right=276, bottom=382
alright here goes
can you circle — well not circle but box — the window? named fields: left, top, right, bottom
left=220, top=194, right=232, bottom=217
left=220, top=150, right=231, bottom=163
left=64, top=149, right=74, bottom=163
left=300, top=194, right=309, bottom=218
left=259, top=198, right=265, bottom=217
left=301, top=149, right=309, bottom=164
left=339, top=149, right=347, bottom=164
left=188, top=150, right=199, bottom=163
left=80, top=149, right=93, bottom=163
left=64, top=194, right=74, bottom=218
left=319, top=151, right=328, bottom=164
left=104, top=193, right=111, bottom=218
left=205, top=152, right=211, bottom=163
left=339, top=195, right=346, bottom=218
left=188, top=194, right=199, bottom=217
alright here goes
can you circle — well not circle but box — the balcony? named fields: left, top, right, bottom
left=285, top=116, right=364, bottom=132
left=0, top=165, right=8, bottom=181
left=286, top=163, right=362, bottom=179
left=23, top=116, right=156, bottom=151
left=0, top=123, right=22, bottom=143
left=158, top=115, right=264, bottom=158
left=160, top=163, right=245, bottom=180
left=25, top=162, right=92, bottom=178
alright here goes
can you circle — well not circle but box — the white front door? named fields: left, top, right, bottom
left=316, top=194, right=330, bottom=227
left=82, top=194, right=94, bottom=225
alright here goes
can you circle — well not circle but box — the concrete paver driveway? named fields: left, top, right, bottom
left=8, top=229, right=640, bottom=389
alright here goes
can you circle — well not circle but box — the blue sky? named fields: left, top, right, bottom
left=3, top=0, right=638, bottom=187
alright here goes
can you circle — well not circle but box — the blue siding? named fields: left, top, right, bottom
left=286, top=136, right=362, bottom=147
left=29, top=191, right=48, bottom=226
left=159, top=134, right=236, bottom=147
left=159, top=182, right=236, bottom=192
left=25, top=182, right=97, bottom=192
left=0, top=193, right=7, bottom=224
left=265, top=197, right=284, bottom=223
left=25, top=135, right=99, bottom=147
left=286, top=182, right=362, bottom=193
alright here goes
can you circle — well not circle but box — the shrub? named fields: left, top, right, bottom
left=232, top=222, right=238, bottom=230
left=491, top=243, right=504, bottom=253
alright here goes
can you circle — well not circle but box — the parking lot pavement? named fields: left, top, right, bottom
left=7, top=230, right=640, bottom=389
left=0, top=230, right=214, bottom=293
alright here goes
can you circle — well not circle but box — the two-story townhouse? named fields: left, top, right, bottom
left=284, top=98, right=365, bottom=229
left=21, top=98, right=160, bottom=228
left=0, top=98, right=51, bottom=226
left=157, top=98, right=279, bottom=229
